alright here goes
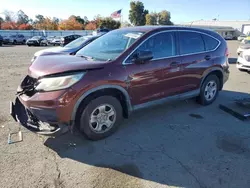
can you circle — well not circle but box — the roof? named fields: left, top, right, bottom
left=118, top=25, right=216, bottom=33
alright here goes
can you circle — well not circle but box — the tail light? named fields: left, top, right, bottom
left=225, top=47, right=229, bottom=57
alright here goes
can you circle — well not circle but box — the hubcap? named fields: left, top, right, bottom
left=89, top=104, right=116, bottom=133
left=204, top=81, right=217, bottom=101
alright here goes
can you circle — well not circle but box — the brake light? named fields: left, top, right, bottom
left=225, top=47, right=229, bottom=57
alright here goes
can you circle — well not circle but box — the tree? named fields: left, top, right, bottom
left=97, top=17, right=120, bottom=29
left=85, top=21, right=97, bottom=30
left=52, top=17, right=59, bottom=25
left=34, top=17, right=58, bottom=30
left=1, top=22, right=17, bottom=30
left=158, top=10, right=173, bottom=25
left=16, top=10, right=29, bottom=25
left=145, top=12, right=158, bottom=25
left=129, top=1, right=148, bottom=26
left=0, top=17, right=4, bottom=29
left=58, top=16, right=83, bottom=30
left=34, top=14, right=45, bottom=24
left=3, top=10, right=15, bottom=22
left=75, top=16, right=85, bottom=25
left=18, top=23, right=33, bottom=30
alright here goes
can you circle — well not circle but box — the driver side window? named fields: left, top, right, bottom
left=125, top=32, right=176, bottom=64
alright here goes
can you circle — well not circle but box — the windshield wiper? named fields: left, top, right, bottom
left=77, top=55, right=94, bottom=60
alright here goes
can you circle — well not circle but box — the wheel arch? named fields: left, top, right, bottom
left=201, top=68, right=224, bottom=90
left=71, top=85, right=132, bottom=126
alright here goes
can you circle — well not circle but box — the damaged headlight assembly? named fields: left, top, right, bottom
left=35, top=72, right=85, bottom=92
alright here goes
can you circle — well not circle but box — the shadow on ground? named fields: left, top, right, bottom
left=44, top=90, right=250, bottom=187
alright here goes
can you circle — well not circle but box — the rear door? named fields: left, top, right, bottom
left=176, top=31, right=209, bottom=92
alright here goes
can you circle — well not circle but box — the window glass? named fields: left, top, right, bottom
left=76, top=30, right=144, bottom=61
left=201, top=34, right=219, bottom=50
left=179, top=31, right=205, bottom=55
left=129, top=32, right=175, bottom=62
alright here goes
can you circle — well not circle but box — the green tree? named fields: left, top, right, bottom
left=16, top=10, right=29, bottom=25
left=129, top=1, right=148, bottom=26
left=97, top=17, right=120, bottom=29
left=52, top=17, right=59, bottom=25
left=75, top=16, right=85, bottom=25
left=145, top=12, right=158, bottom=25
left=34, top=14, right=45, bottom=24
left=158, top=10, right=173, bottom=25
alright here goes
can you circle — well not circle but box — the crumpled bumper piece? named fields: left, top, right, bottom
left=10, top=97, right=68, bottom=136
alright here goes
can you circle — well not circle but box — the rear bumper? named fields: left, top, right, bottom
left=10, top=97, right=69, bottom=136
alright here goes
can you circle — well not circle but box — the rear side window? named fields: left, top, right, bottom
left=179, top=31, right=205, bottom=55
left=137, top=32, right=176, bottom=59
left=201, top=34, right=219, bottom=51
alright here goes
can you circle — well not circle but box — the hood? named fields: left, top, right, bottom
left=239, top=44, right=250, bottom=49
left=27, top=38, right=39, bottom=42
left=243, top=49, right=250, bottom=56
left=34, top=47, right=72, bottom=56
left=28, top=54, right=106, bottom=78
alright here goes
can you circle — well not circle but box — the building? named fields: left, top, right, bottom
left=179, top=20, right=250, bottom=39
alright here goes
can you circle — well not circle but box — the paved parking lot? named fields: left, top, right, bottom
left=0, top=41, right=250, bottom=188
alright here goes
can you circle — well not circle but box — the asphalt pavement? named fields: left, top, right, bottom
left=0, top=41, right=250, bottom=188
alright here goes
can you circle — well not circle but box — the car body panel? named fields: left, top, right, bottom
left=28, top=55, right=107, bottom=78
left=11, top=26, right=230, bottom=136
left=237, top=49, right=250, bottom=71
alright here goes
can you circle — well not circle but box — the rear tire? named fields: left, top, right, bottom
left=197, top=75, right=220, bottom=106
left=78, top=96, right=123, bottom=140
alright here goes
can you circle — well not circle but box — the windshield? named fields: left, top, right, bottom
left=76, top=30, right=145, bottom=61
left=32, top=36, right=41, bottom=40
left=65, top=36, right=91, bottom=48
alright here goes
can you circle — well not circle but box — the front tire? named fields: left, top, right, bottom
left=197, top=75, right=220, bottom=106
left=238, top=68, right=247, bottom=72
left=79, top=96, right=123, bottom=140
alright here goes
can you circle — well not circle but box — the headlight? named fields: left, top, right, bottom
left=245, top=55, right=250, bottom=62
left=36, top=72, right=85, bottom=92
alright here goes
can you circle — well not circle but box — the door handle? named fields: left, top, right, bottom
left=170, top=61, right=180, bottom=66
left=204, top=55, right=211, bottom=60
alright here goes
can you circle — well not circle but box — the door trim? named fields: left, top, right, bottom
left=132, top=89, right=200, bottom=111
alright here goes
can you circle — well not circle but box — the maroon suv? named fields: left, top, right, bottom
left=11, top=26, right=230, bottom=140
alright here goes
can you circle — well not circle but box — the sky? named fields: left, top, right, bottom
left=0, top=0, right=250, bottom=24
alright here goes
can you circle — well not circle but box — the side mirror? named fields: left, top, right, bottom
left=132, top=50, right=153, bottom=64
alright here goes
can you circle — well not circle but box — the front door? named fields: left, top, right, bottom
left=123, top=31, right=179, bottom=105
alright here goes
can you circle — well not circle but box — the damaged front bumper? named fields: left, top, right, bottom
left=10, top=97, right=69, bottom=136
